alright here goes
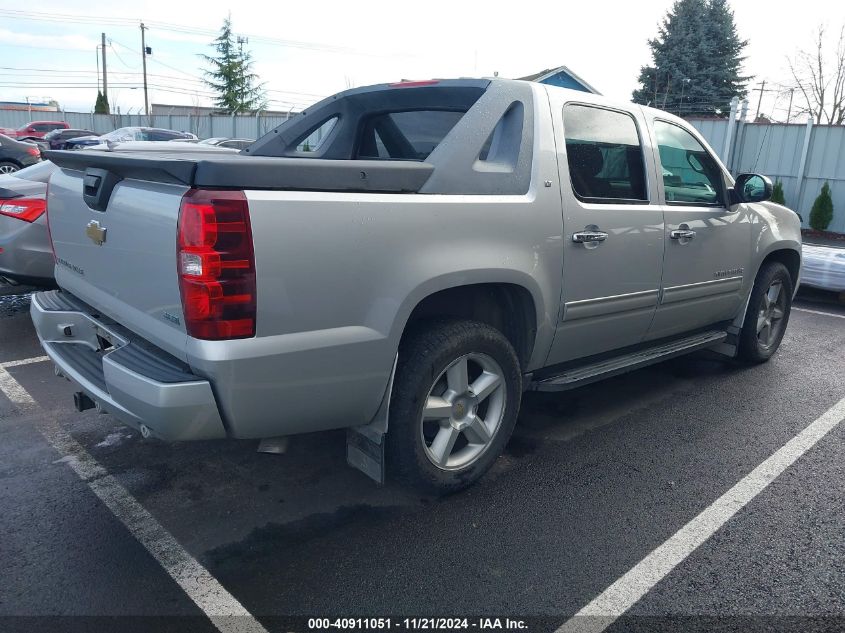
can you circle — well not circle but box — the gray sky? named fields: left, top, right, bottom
left=0, top=0, right=840, bottom=118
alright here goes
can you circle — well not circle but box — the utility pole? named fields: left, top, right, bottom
left=678, top=77, right=690, bottom=117
left=662, top=72, right=671, bottom=109
left=236, top=35, right=248, bottom=56
left=101, top=33, right=108, bottom=103
left=140, top=22, right=149, bottom=118
left=754, top=79, right=766, bottom=120
left=235, top=36, right=249, bottom=114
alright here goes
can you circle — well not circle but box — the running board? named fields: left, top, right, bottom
left=530, top=330, right=728, bottom=392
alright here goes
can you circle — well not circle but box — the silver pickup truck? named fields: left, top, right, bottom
left=32, top=78, right=801, bottom=492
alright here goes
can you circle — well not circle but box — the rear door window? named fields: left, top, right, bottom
left=357, top=110, right=465, bottom=160
left=563, top=104, right=648, bottom=203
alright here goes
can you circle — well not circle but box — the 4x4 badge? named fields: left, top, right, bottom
left=85, top=220, right=107, bottom=246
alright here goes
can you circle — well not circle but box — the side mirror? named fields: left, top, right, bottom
left=733, top=173, right=773, bottom=204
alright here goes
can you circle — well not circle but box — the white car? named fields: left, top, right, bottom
left=801, top=244, right=845, bottom=292
left=81, top=141, right=238, bottom=153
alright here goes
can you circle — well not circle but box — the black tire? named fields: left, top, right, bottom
left=386, top=319, right=522, bottom=494
left=0, top=161, right=20, bottom=175
left=737, top=261, right=793, bottom=364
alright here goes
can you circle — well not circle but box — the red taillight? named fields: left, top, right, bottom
left=25, top=146, right=40, bottom=157
left=177, top=189, right=256, bottom=340
left=0, top=197, right=46, bottom=222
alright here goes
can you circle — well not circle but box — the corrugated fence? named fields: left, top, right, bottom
left=0, top=110, right=294, bottom=141
left=690, top=116, right=845, bottom=233
left=2, top=109, right=842, bottom=232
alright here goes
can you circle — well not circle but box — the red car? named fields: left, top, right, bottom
left=0, top=121, right=69, bottom=141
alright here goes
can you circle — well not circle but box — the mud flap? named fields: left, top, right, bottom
left=712, top=325, right=740, bottom=358
left=346, top=426, right=385, bottom=484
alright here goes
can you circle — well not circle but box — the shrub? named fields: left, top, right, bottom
left=809, top=182, right=834, bottom=231
left=771, top=180, right=785, bottom=205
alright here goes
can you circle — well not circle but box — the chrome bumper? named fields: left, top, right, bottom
left=30, top=290, right=227, bottom=441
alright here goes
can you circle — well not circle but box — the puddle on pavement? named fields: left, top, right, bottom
left=0, top=291, right=32, bottom=318
left=206, top=504, right=404, bottom=568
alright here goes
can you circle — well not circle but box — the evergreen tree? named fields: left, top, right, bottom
left=771, top=180, right=785, bottom=205
left=94, top=91, right=110, bottom=114
left=633, top=0, right=749, bottom=117
left=201, top=17, right=266, bottom=114
left=809, top=182, right=834, bottom=231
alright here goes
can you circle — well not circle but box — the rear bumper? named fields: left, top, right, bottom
left=30, top=290, right=227, bottom=441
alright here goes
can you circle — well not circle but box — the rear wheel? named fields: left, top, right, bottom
left=0, top=161, right=19, bottom=174
left=386, top=319, right=522, bottom=493
left=737, top=262, right=793, bottom=363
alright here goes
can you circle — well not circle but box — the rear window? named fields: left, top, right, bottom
left=357, top=110, right=465, bottom=160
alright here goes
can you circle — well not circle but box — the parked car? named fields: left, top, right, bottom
left=33, top=78, right=802, bottom=493
left=64, top=127, right=197, bottom=150
left=800, top=244, right=845, bottom=292
left=1, top=121, right=69, bottom=141
left=0, top=134, right=41, bottom=174
left=198, top=137, right=255, bottom=150
left=0, top=141, right=237, bottom=287
left=0, top=161, right=53, bottom=285
left=38, top=128, right=96, bottom=151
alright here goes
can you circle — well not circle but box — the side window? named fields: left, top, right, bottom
left=654, top=120, right=723, bottom=205
left=357, top=110, right=465, bottom=160
left=563, top=104, right=648, bottom=203
left=297, top=117, right=338, bottom=152
left=148, top=130, right=178, bottom=141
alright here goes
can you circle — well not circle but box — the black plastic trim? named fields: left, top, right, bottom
left=45, top=150, right=197, bottom=185
left=45, top=151, right=435, bottom=193
left=49, top=343, right=108, bottom=392
left=193, top=157, right=434, bottom=192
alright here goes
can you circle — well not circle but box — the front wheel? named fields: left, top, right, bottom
left=737, top=261, right=794, bottom=363
left=386, top=319, right=522, bottom=493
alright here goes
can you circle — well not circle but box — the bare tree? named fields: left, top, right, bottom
left=788, top=25, right=845, bottom=124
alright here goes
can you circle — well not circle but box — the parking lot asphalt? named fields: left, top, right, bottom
left=1, top=284, right=844, bottom=633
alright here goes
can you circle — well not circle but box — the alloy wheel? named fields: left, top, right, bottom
left=0, top=164, right=19, bottom=174
left=757, top=280, right=786, bottom=349
left=419, top=352, right=507, bottom=471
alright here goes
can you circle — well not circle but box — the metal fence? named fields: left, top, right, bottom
left=0, top=109, right=294, bottom=141
left=689, top=112, right=845, bottom=233
left=3, top=107, right=843, bottom=232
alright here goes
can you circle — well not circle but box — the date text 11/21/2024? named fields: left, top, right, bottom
left=307, top=618, right=528, bottom=630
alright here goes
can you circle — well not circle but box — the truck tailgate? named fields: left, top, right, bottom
left=47, top=166, right=190, bottom=361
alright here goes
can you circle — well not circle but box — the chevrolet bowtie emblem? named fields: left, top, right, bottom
left=85, top=220, right=107, bottom=246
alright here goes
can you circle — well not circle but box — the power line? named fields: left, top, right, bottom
left=2, top=9, right=387, bottom=56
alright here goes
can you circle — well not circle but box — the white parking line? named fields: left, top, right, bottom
left=0, top=355, right=49, bottom=368
left=0, top=362, right=269, bottom=633
left=794, top=307, right=845, bottom=319
left=557, top=395, right=845, bottom=633
left=0, top=365, right=37, bottom=408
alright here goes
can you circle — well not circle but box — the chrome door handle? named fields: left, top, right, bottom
left=572, top=230, right=609, bottom=243
left=670, top=229, right=696, bottom=240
